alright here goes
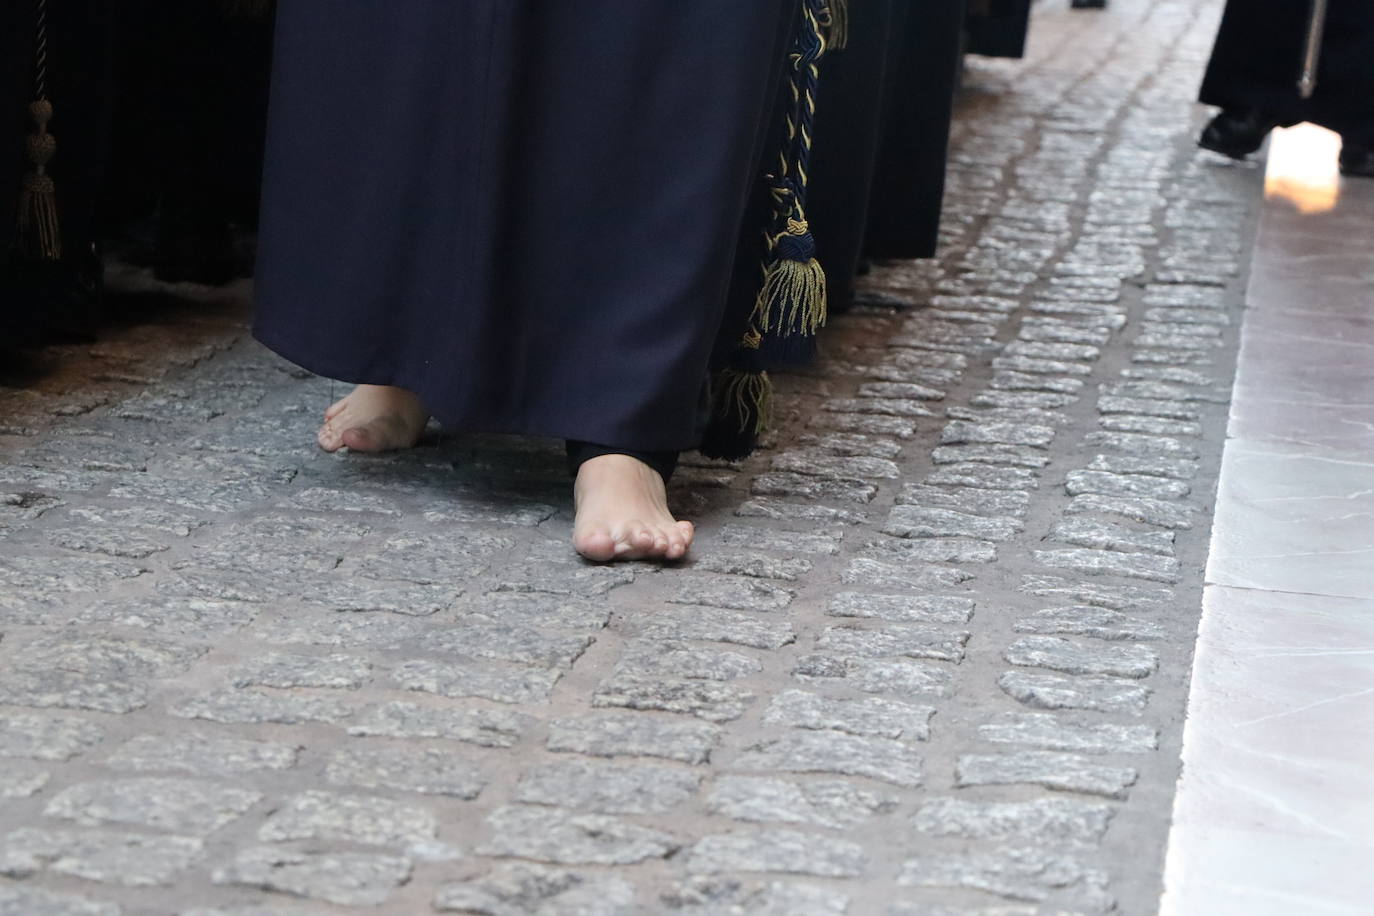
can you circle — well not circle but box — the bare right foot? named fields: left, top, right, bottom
left=572, top=454, right=694, bottom=562
left=318, top=384, right=430, bottom=453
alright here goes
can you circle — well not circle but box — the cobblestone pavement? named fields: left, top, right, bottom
left=0, top=1, right=1264, bottom=913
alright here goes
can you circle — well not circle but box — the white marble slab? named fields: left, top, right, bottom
left=1206, top=440, right=1374, bottom=600
left=1163, top=125, right=1374, bottom=916
left=1161, top=586, right=1374, bottom=916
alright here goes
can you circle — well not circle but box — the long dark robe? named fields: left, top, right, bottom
left=807, top=0, right=963, bottom=310
left=253, top=1, right=796, bottom=453
left=1200, top=0, right=1374, bottom=145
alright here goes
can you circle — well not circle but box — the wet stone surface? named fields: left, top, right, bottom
left=0, top=2, right=1250, bottom=910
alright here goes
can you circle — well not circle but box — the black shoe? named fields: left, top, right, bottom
left=1198, top=108, right=1280, bottom=160
left=1071, top=0, right=1106, bottom=8
left=1338, top=142, right=1374, bottom=179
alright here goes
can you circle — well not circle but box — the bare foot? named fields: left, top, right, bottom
left=573, top=454, right=694, bottom=562
left=318, top=384, right=430, bottom=453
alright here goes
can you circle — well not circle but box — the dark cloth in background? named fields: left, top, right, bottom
left=965, top=0, right=1031, bottom=58
left=1200, top=0, right=1374, bottom=145
left=807, top=0, right=963, bottom=310
left=101, top=0, right=273, bottom=280
left=254, top=0, right=795, bottom=453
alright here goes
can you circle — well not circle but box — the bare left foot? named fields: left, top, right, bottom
left=318, top=384, right=429, bottom=453
left=572, top=454, right=694, bottom=562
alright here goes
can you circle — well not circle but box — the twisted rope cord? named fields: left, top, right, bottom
left=33, top=0, right=48, bottom=100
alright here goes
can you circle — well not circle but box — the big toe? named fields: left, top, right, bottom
left=574, top=527, right=620, bottom=562
left=318, top=422, right=345, bottom=452
left=340, top=426, right=380, bottom=451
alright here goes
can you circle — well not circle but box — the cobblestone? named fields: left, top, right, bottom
left=171, top=689, right=358, bottom=725
left=0, top=827, right=203, bottom=886
left=734, top=732, right=923, bottom=787
left=956, top=752, right=1139, bottom=799
left=546, top=713, right=721, bottom=764
left=899, top=848, right=1113, bottom=910
left=433, top=864, right=635, bottom=915
left=687, top=829, right=867, bottom=878
left=1033, top=547, right=1182, bottom=583
left=1065, top=493, right=1198, bottom=529
left=1013, top=606, right=1167, bottom=642
left=0, top=885, right=120, bottom=916
left=326, top=745, right=488, bottom=798
left=392, top=658, right=563, bottom=704
left=213, top=847, right=411, bottom=906
left=762, top=690, right=934, bottom=740
left=666, top=573, right=796, bottom=611
left=348, top=701, right=531, bottom=747
left=478, top=806, right=679, bottom=865
left=979, top=713, right=1158, bottom=754
left=914, top=797, right=1115, bottom=844
left=0, top=764, right=49, bottom=798
left=828, top=592, right=974, bottom=624
left=0, top=712, right=103, bottom=761
left=999, top=670, right=1152, bottom=716
left=44, top=778, right=262, bottom=835
left=514, top=759, right=699, bottom=814
left=708, top=776, right=898, bottom=829
left=885, top=505, right=1024, bottom=541
left=258, top=790, right=438, bottom=848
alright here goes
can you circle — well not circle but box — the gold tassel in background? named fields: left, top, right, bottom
left=827, top=0, right=850, bottom=51
left=17, top=96, right=60, bottom=262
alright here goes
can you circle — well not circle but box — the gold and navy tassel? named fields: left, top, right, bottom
left=827, top=0, right=850, bottom=51
left=700, top=0, right=834, bottom=460
left=16, top=0, right=61, bottom=261
left=699, top=367, right=774, bottom=462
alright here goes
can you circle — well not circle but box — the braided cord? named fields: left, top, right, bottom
left=33, top=0, right=48, bottom=100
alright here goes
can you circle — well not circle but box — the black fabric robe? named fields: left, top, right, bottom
left=807, top=0, right=964, bottom=311
left=1199, top=0, right=1374, bottom=145
left=253, top=1, right=797, bottom=452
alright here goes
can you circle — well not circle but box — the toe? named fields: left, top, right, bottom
left=324, top=398, right=349, bottom=421
left=340, top=426, right=377, bottom=451
left=651, top=530, right=670, bottom=556
left=573, top=528, right=619, bottom=562
left=317, top=423, right=344, bottom=452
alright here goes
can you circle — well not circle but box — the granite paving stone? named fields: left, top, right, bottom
left=212, top=847, right=412, bottom=907
left=686, top=829, right=868, bottom=878
left=477, top=806, right=680, bottom=865
left=44, top=778, right=262, bottom=835
left=956, top=752, right=1139, bottom=800
left=514, top=759, right=700, bottom=814
left=914, top=797, right=1116, bottom=844
left=432, top=864, right=636, bottom=915
left=734, top=732, right=924, bottom=787
left=707, top=776, right=898, bottom=829
left=762, top=690, right=935, bottom=740
left=0, top=828, right=204, bottom=886
left=978, top=713, right=1158, bottom=754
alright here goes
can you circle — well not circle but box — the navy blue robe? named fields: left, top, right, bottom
left=253, top=1, right=795, bottom=452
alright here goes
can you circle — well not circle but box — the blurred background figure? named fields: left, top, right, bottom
left=1198, top=0, right=1374, bottom=177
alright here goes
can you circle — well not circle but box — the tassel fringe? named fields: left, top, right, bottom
left=16, top=98, right=60, bottom=261
left=756, top=222, right=827, bottom=338
left=827, top=0, right=850, bottom=50
left=699, top=368, right=773, bottom=461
